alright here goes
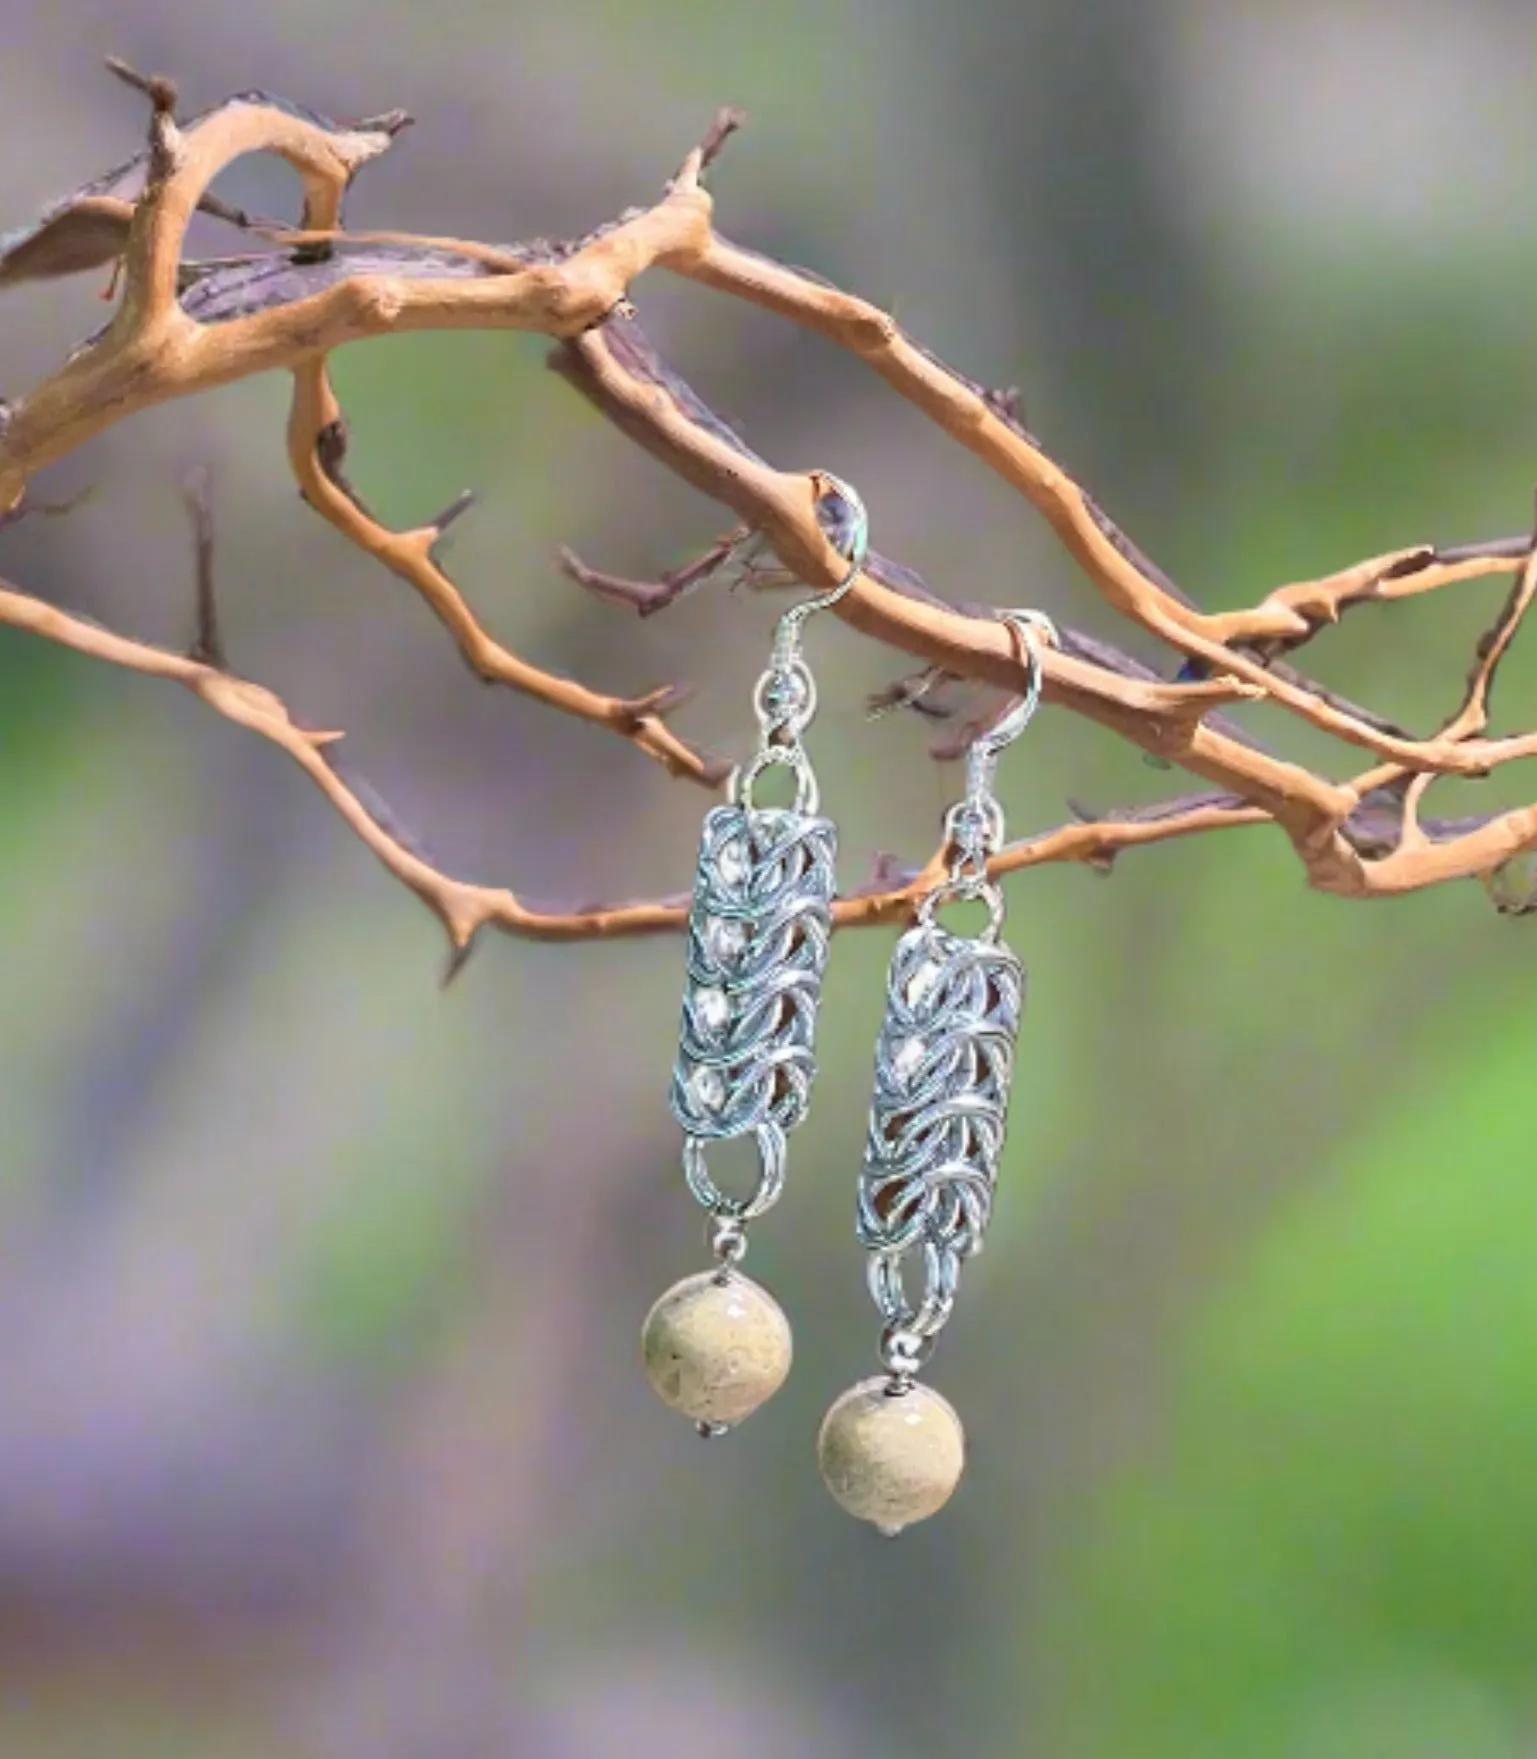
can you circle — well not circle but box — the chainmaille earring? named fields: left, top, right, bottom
left=641, top=476, right=870, bottom=1437
left=818, top=608, right=1056, bottom=1533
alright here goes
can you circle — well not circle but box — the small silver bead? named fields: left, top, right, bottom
left=708, top=1215, right=748, bottom=1265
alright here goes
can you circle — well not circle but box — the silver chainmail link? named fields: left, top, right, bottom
left=856, top=608, right=1056, bottom=1379
left=668, top=475, right=870, bottom=1264
left=860, top=920, right=1024, bottom=1353
left=671, top=802, right=838, bottom=1230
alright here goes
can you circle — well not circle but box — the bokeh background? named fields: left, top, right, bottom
left=4, top=2, right=1537, bottom=1754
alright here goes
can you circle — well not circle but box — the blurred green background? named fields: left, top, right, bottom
left=5, top=2, right=1537, bottom=1755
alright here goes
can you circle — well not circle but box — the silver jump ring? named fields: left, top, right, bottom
left=869, top=1243, right=959, bottom=1339
left=752, top=659, right=818, bottom=742
left=915, top=877, right=1007, bottom=941
left=683, top=1123, right=788, bottom=1222
left=731, top=744, right=820, bottom=816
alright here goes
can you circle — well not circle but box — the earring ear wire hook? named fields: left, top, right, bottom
left=961, top=608, right=1058, bottom=816
left=734, top=474, right=871, bottom=816
left=768, top=472, right=870, bottom=668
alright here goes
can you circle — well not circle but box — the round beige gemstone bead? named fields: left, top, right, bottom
left=641, top=1269, right=792, bottom=1429
left=817, top=1377, right=966, bottom=1534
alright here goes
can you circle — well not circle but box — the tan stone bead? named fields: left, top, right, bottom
left=641, top=1269, right=792, bottom=1430
left=817, top=1377, right=966, bottom=1534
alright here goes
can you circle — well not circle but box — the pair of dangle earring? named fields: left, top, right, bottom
left=637, top=475, right=1052, bottom=1536
left=641, top=474, right=869, bottom=1436
left=818, top=608, right=1054, bottom=1533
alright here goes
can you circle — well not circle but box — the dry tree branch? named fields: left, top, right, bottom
left=283, top=359, right=725, bottom=783
left=0, top=554, right=1249, bottom=960
left=2, top=72, right=1537, bottom=964
left=0, top=568, right=696, bottom=957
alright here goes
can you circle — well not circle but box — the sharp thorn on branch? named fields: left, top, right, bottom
left=351, top=109, right=414, bottom=139
left=103, top=55, right=177, bottom=115
left=441, top=932, right=481, bottom=989
left=698, top=107, right=748, bottom=174
left=607, top=678, right=733, bottom=787
left=620, top=681, right=698, bottom=724
left=430, top=488, right=477, bottom=538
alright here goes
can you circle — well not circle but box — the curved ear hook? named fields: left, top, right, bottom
left=770, top=472, right=870, bottom=664
left=953, top=607, right=1058, bottom=843
left=969, top=608, right=1059, bottom=763
left=736, top=474, right=872, bottom=815
left=925, top=606, right=1060, bottom=928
